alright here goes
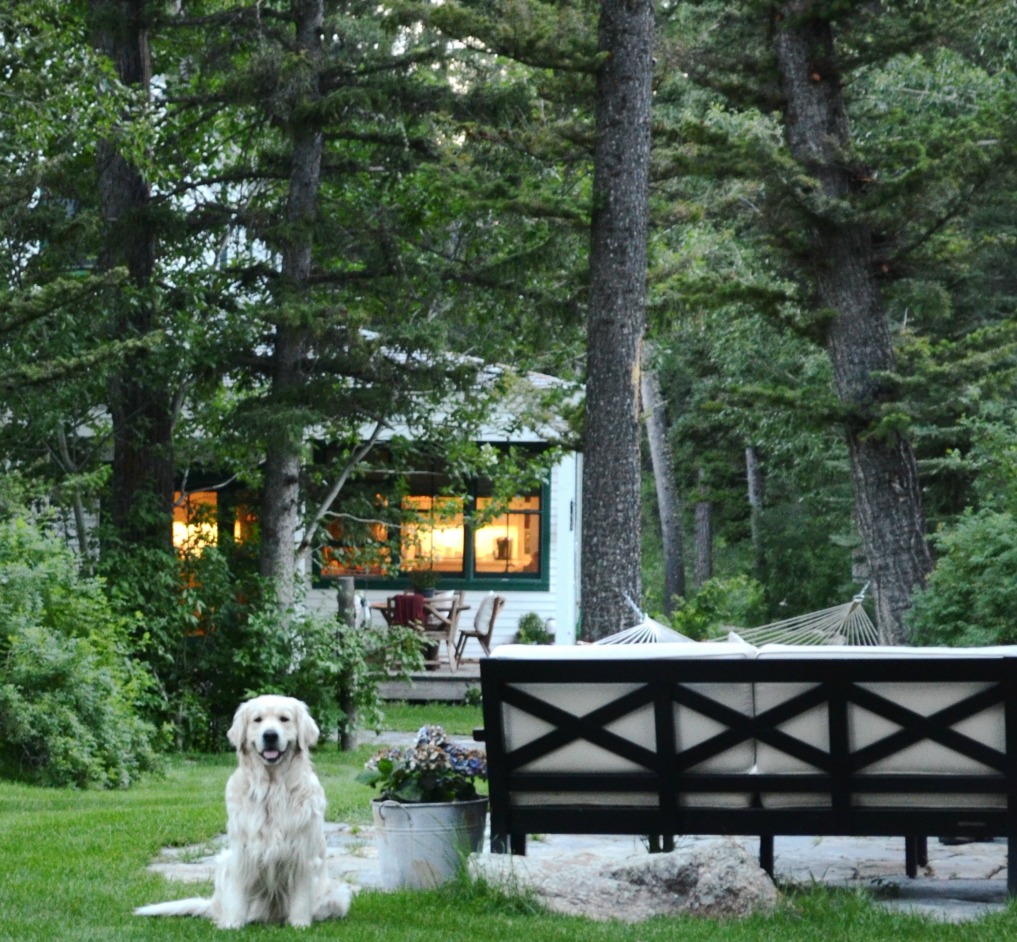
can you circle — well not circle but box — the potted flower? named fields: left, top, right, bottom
left=407, top=566, right=440, bottom=598
left=358, top=725, right=488, bottom=890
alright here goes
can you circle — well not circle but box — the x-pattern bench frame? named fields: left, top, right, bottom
left=478, top=656, right=1017, bottom=893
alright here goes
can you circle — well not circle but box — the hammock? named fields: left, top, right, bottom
left=710, top=585, right=879, bottom=647
left=593, top=587, right=878, bottom=647
left=594, top=616, right=694, bottom=645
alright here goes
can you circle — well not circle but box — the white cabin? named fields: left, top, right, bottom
left=304, top=369, right=582, bottom=651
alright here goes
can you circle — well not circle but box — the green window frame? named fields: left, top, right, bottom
left=315, top=476, right=551, bottom=593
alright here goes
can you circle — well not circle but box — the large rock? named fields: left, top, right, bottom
left=469, top=839, right=778, bottom=921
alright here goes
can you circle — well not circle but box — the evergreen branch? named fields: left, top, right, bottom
left=0, top=271, right=127, bottom=336
left=159, top=5, right=294, bottom=30
left=0, top=333, right=161, bottom=392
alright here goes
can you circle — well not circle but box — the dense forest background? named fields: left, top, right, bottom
left=3, top=0, right=1017, bottom=777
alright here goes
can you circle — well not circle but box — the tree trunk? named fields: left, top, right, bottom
left=580, top=0, right=654, bottom=640
left=773, top=2, right=933, bottom=643
left=746, top=445, right=766, bottom=585
left=259, top=325, right=309, bottom=616
left=258, top=0, right=324, bottom=617
left=694, top=469, right=713, bottom=589
left=641, top=364, right=685, bottom=615
left=90, top=0, right=174, bottom=551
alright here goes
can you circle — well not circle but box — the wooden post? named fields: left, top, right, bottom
left=336, top=576, right=359, bottom=751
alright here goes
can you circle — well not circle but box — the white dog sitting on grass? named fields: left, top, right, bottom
left=135, top=695, right=353, bottom=928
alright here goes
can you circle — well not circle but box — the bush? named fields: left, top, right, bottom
left=235, top=606, right=425, bottom=751
left=669, top=575, right=767, bottom=640
left=101, top=541, right=269, bottom=751
left=0, top=517, right=161, bottom=787
left=101, top=532, right=427, bottom=752
left=515, top=612, right=553, bottom=645
left=907, top=509, right=1017, bottom=647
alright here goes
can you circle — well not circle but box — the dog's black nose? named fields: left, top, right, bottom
left=262, top=730, right=279, bottom=746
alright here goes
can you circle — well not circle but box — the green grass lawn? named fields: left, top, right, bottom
left=3, top=705, right=1016, bottom=941
left=377, top=700, right=482, bottom=736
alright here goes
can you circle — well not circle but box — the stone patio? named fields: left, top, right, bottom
left=147, top=820, right=1010, bottom=922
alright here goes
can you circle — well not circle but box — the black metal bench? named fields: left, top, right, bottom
left=476, top=652, right=1017, bottom=893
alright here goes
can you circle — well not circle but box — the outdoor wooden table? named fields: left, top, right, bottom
left=370, top=599, right=404, bottom=627
left=369, top=597, right=471, bottom=626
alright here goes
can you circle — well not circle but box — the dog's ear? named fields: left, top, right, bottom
left=295, top=699, right=320, bottom=751
left=227, top=701, right=250, bottom=752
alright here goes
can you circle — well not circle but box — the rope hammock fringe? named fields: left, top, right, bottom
left=594, top=618, right=694, bottom=645
left=596, top=587, right=878, bottom=647
left=710, top=585, right=879, bottom=647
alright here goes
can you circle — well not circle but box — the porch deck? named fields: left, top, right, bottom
left=378, top=659, right=481, bottom=702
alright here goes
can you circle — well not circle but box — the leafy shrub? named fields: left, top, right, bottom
left=669, top=575, right=767, bottom=640
left=102, top=541, right=424, bottom=751
left=907, top=509, right=1017, bottom=647
left=102, top=542, right=268, bottom=751
left=243, top=607, right=425, bottom=751
left=515, top=612, right=553, bottom=645
left=0, top=517, right=161, bottom=787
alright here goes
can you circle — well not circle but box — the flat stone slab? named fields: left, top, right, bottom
left=471, top=839, right=779, bottom=921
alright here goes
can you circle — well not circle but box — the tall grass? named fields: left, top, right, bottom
left=3, top=734, right=1014, bottom=940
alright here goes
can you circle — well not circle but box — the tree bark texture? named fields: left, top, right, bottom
left=581, top=0, right=655, bottom=639
left=773, top=1, right=933, bottom=643
left=641, top=365, right=686, bottom=615
left=259, top=0, right=325, bottom=617
left=746, top=445, right=766, bottom=585
left=694, top=467, right=713, bottom=590
left=90, top=0, right=175, bottom=550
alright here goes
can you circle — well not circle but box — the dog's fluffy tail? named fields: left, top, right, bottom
left=314, top=882, right=354, bottom=921
left=134, top=897, right=213, bottom=919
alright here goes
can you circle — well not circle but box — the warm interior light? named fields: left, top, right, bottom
left=233, top=505, right=257, bottom=544
left=401, top=496, right=464, bottom=573
left=475, top=496, right=540, bottom=574
left=173, top=491, right=218, bottom=555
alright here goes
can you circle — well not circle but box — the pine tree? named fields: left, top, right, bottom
left=652, top=0, right=1014, bottom=639
left=581, top=0, right=655, bottom=639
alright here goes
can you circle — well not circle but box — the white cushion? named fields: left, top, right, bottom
left=757, top=643, right=1017, bottom=658
left=490, top=640, right=758, bottom=660
left=473, top=592, right=495, bottom=631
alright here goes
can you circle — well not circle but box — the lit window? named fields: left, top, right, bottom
left=321, top=519, right=390, bottom=577
left=401, top=495, right=464, bottom=575
left=173, top=491, right=218, bottom=555
left=317, top=478, right=546, bottom=585
left=474, top=496, right=541, bottom=574
left=232, top=505, right=258, bottom=544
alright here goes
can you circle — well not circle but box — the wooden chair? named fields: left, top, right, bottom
left=454, top=593, right=505, bottom=667
left=422, top=590, right=465, bottom=671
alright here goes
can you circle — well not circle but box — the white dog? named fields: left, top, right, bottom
left=135, top=695, right=353, bottom=928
